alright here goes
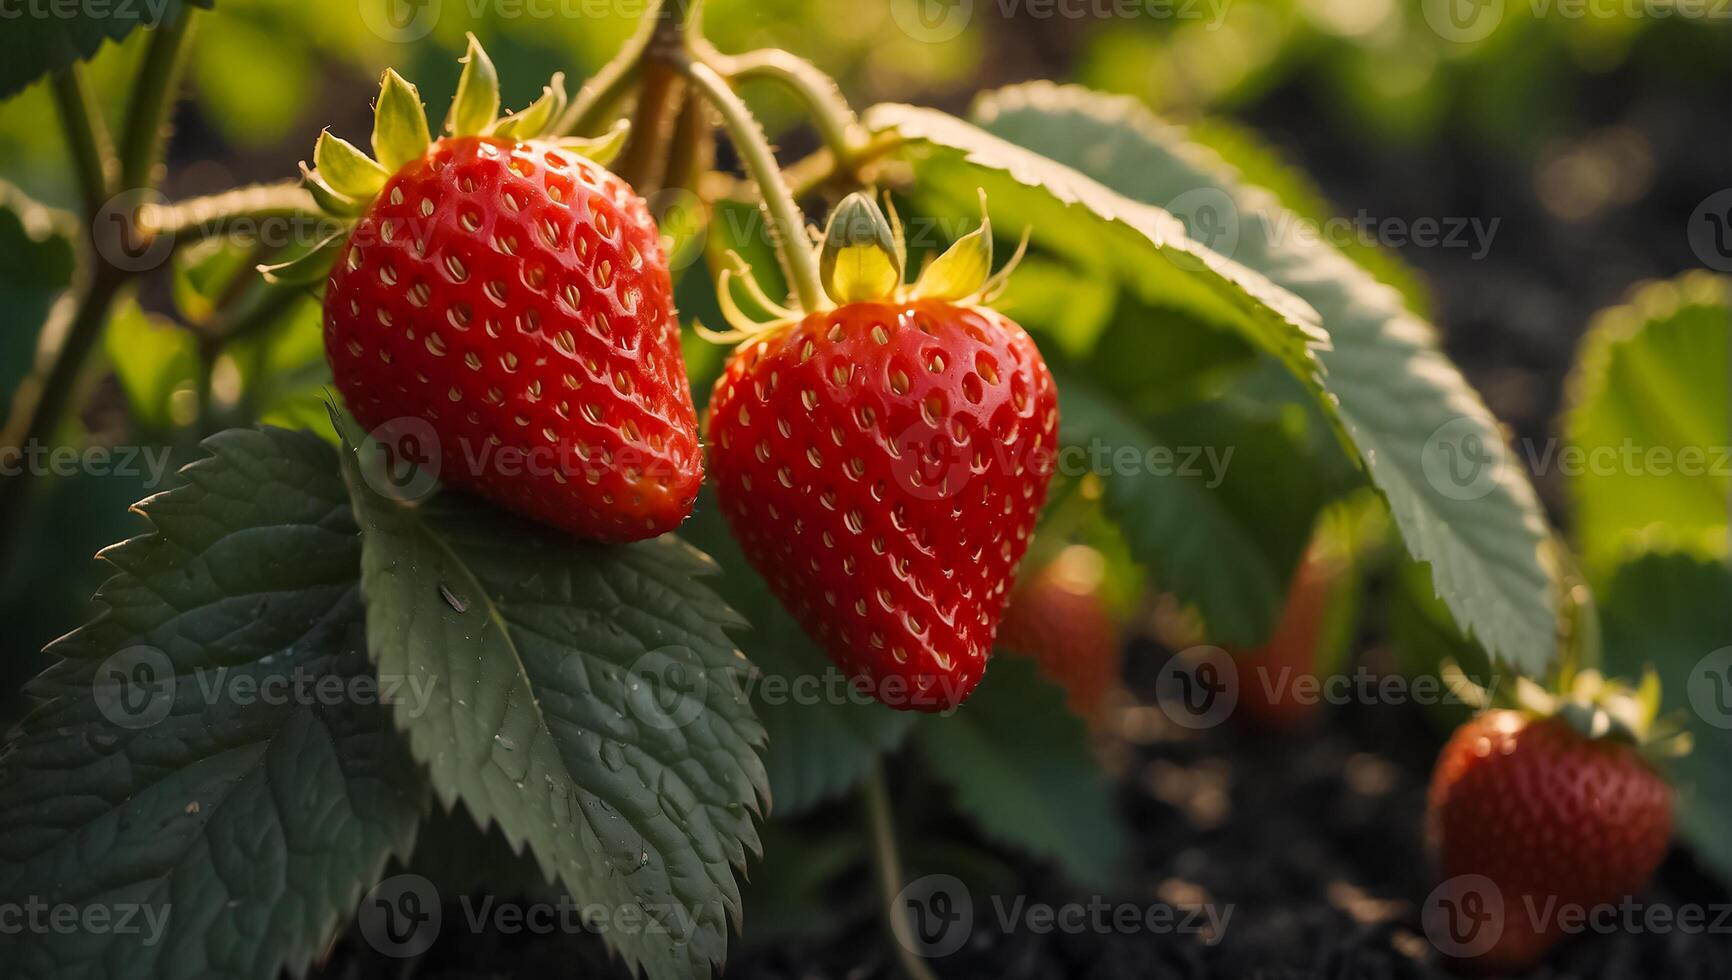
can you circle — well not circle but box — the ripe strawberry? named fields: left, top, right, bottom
left=273, top=41, right=699, bottom=541
left=999, top=546, right=1119, bottom=725
left=705, top=193, right=1057, bottom=711
left=1232, top=545, right=1346, bottom=729
left=1427, top=707, right=1674, bottom=969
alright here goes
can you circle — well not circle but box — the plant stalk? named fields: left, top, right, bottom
left=47, top=66, right=116, bottom=216
left=118, top=3, right=197, bottom=191
left=700, top=44, right=862, bottom=173
left=554, top=0, right=663, bottom=137
left=679, top=58, right=823, bottom=313
left=861, top=764, right=944, bottom=980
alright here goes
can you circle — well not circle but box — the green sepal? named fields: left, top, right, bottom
left=493, top=74, right=566, bottom=141
left=818, top=191, right=901, bottom=305
left=447, top=33, right=500, bottom=137
left=258, top=231, right=347, bottom=286
left=314, top=129, right=389, bottom=200
left=373, top=69, right=431, bottom=173
left=300, top=163, right=365, bottom=217
left=913, top=190, right=993, bottom=301
left=551, top=118, right=631, bottom=168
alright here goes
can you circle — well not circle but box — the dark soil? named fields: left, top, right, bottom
left=313, top=638, right=1732, bottom=980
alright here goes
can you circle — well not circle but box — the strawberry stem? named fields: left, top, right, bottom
left=117, top=2, right=196, bottom=191
left=861, top=764, right=943, bottom=980
left=700, top=44, right=864, bottom=177
left=680, top=58, right=824, bottom=313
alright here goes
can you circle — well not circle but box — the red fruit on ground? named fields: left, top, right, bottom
left=1233, top=550, right=1339, bottom=729
left=1426, top=709, right=1673, bottom=970
left=999, top=546, right=1119, bottom=725
left=324, top=135, right=700, bottom=541
left=706, top=300, right=1058, bottom=711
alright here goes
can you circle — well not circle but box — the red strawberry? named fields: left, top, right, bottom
left=279, top=46, right=699, bottom=541
left=1232, top=546, right=1342, bottom=729
left=1427, top=708, right=1674, bottom=969
left=704, top=192, right=1057, bottom=711
left=999, top=546, right=1119, bottom=726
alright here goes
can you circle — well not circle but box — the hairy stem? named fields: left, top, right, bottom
left=861, top=764, right=944, bottom=980
left=701, top=44, right=862, bottom=172
left=554, top=0, right=662, bottom=137
left=140, top=183, right=324, bottom=246
left=48, top=66, right=115, bottom=215
left=0, top=269, right=125, bottom=550
left=118, top=3, right=197, bottom=190
left=680, top=58, right=823, bottom=313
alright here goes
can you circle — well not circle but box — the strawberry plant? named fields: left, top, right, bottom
left=0, top=2, right=1720, bottom=978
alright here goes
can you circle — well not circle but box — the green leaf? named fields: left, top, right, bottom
left=0, top=426, right=422, bottom=978
left=1565, top=272, right=1730, bottom=573
left=372, top=69, right=430, bottom=173
left=1598, top=550, right=1732, bottom=881
left=103, top=299, right=199, bottom=430
left=332, top=416, right=767, bottom=980
left=0, top=0, right=207, bottom=99
left=915, top=656, right=1124, bottom=888
left=0, top=179, right=77, bottom=397
left=682, top=494, right=916, bottom=816
left=313, top=129, right=388, bottom=201
left=861, top=102, right=1331, bottom=423
left=971, top=83, right=1557, bottom=674
left=1059, top=372, right=1330, bottom=644
left=446, top=34, right=500, bottom=138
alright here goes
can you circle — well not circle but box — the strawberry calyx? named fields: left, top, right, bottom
left=1441, top=660, right=1692, bottom=762
left=258, top=34, right=630, bottom=286
left=698, top=189, right=1029, bottom=344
